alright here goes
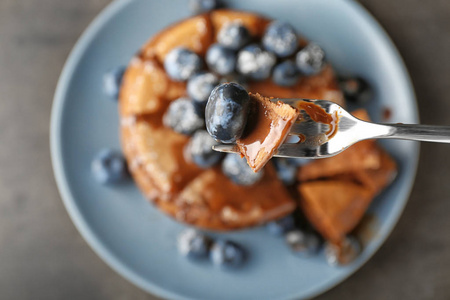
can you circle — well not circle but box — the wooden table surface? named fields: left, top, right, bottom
left=0, top=0, right=449, bottom=299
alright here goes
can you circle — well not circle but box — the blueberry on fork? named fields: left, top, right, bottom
left=205, top=82, right=250, bottom=143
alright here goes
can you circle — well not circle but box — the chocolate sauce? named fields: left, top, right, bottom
left=295, top=100, right=339, bottom=140
left=297, top=133, right=306, bottom=143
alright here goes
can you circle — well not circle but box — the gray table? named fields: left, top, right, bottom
left=0, top=0, right=449, bottom=299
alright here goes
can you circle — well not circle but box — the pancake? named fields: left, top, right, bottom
left=119, top=9, right=395, bottom=237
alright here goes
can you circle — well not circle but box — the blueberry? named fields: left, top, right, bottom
left=185, top=130, right=224, bottom=168
left=103, top=66, right=125, bottom=100
left=210, top=240, right=246, bottom=267
left=217, top=22, right=251, bottom=50
left=189, top=0, right=219, bottom=14
left=266, top=215, right=296, bottom=236
left=339, top=77, right=372, bottom=103
left=273, top=158, right=298, bottom=185
left=296, top=43, right=325, bottom=75
left=187, top=72, right=220, bottom=113
left=237, top=44, right=276, bottom=80
left=262, top=21, right=298, bottom=58
left=177, top=229, right=212, bottom=259
left=164, top=47, right=203, bottom=81
left=222, top=154, right=264, bottom=186
left=91, top=149, right=128, bottom=184
left=205, top=83, right=250, bottom=143
left=325, top=236, right=361, bottom=266
left=285, top=229, right=321, bottom=257
left=163, top=97, right=204, bottom=135
left=206, top=44, right=236, bottom=76
left=272, top=60, right=300, bottom=87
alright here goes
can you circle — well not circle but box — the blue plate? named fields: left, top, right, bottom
left=51, top=0, right=419, bottom=299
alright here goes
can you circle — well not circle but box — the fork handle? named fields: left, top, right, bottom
left=382, top=124, right=450, bottom=143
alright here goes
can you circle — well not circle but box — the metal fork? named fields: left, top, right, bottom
left=212, top=98, right=450, bottom=159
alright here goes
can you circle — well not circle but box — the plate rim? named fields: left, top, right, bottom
left=50, top=0, right=419, bottom=299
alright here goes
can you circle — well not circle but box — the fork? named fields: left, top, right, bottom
left=212, top=98, right=450, bottom=159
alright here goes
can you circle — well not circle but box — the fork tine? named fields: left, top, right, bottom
left=212, top=144, right=240, bottom=154
left=275, top=144, right=320, bottom=158
left=212, top=143, right=339, bottom=158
